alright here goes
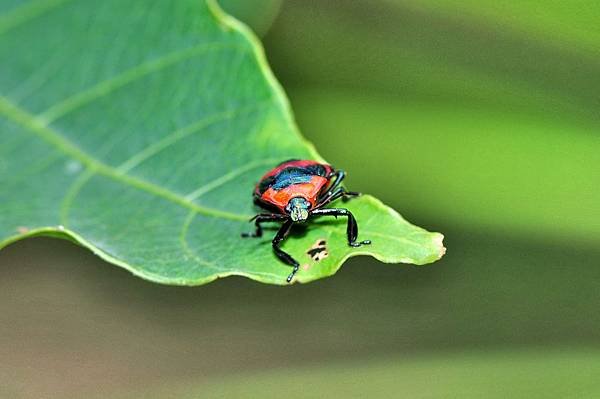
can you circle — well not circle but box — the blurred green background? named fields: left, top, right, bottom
left=1, top=1, right=599, bottom=397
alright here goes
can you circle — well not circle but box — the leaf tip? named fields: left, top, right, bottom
left=433, top=233, right=446, bottom=259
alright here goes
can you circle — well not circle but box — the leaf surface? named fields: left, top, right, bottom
left=0, top=0, right=444, bottom=285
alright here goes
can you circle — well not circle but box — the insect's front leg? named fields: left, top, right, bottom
left=271, top=219, right=301, bottom=283
left=241, top=214, right=287, bottom=238
left=311, top=208, right=371, bottom=247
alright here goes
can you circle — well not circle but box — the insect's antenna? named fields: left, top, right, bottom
left=286, top=264, right=300, bottom=283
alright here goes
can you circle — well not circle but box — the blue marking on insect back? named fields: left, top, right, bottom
left=272, top=168, right=313, bottom=189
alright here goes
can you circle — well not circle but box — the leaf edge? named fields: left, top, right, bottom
left=0, top=0, right=446, bottom=287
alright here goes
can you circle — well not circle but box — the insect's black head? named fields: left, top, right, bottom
left=286, top=197, right=311, bottom=222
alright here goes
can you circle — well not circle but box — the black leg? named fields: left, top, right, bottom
left=271, top=219, right=301, bottom=283
left=324, top=169, right=346, bottom=196
left=311, top=208, right=371, bottom=247
left=315, top=187, right=360, bottom=209
left=241, top=213, right=287, bottom=238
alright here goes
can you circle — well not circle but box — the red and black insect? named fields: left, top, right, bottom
left=242, top=159, right=371, bottom=283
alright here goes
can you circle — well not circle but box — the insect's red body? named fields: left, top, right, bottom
left=243, top=159, right=370, bottom=283
left=254, top=160, right=333, bottom=212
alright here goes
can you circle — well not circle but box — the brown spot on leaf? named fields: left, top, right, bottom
left=306, top=238, right=329, bottom=262
left=17, top=226, right=29, bottom=234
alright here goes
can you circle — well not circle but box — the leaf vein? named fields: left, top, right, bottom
left=117, top=100, right=271, bottom=173
left=185, top=157, right=281, bottom=201
left=0, top=94, right=250, bottom=221
left=179, top=210, right=222, bottom=272
left=0, top=0, right=73, bottom=35
left=59, top=167, right=96, bottom=226
left=39, top=41, right=247, bottom=123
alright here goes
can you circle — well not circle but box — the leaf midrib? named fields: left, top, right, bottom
left=0, top=95, right=250, bottom=221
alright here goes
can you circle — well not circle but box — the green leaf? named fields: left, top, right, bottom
left=0, top=0, right=444, bottom=285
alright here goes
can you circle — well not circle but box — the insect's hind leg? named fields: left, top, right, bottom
left=241, top=214, right=287, bottom=238
left=318, top=170, right=360, bottom=207
left=316, top=187, right=360, bottom=208
left=311, top=208, right=371, bottom=247
left=271, top=219, right=301, bottom=283
left=324, top=169, right=346, bottom=196
left=341, top=190, right=361, bottom=201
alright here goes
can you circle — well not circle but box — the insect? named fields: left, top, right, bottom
left=241, top=159, right=371, bottom=283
